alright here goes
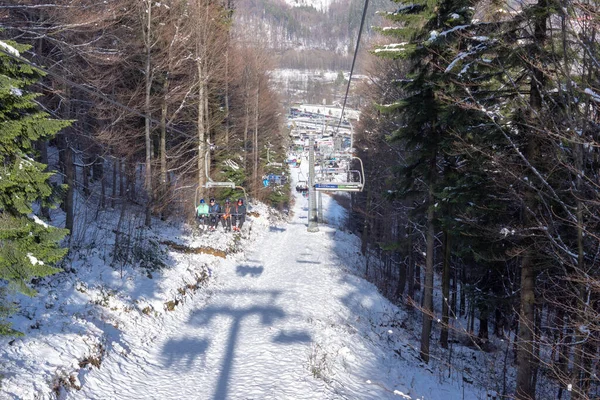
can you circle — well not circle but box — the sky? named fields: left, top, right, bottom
left=0, top=153, right=488, bottom=400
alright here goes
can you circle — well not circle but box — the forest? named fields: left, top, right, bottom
left=348, top=0, right=600, bottom=398
left=1, top=0, right=600, bottom=398
left=0, top=0, right=287, bottom=331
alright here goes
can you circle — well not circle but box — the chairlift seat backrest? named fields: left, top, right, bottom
left=205, top=181, right=235, bottom=188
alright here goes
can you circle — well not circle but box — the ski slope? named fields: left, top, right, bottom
left=66, top=162, right=481, bottom=400
left=1, top=156, right=485, bottom=399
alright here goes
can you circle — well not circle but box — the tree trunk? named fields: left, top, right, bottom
left=420, top=153, right=437, bottom=363
left=395, top=250, right=407, bottom=301
left=144, top=0, right=153, bottom=228
left=224, top=44, right=230, bottom=145
left=494, top=307, right=504, bottom=337
left=82, top=151, right=91, bottom=197
left=64, top=141, right=75, bottom=235
left=460, top=262, right=466, bottom=316
left=515, top=253, right=535, bottom=399
left=451, top=258, right=458, bottom=321
left=405, top=223, right=415, bottom=300
left=197, top=58, right=206, bottom=189
left=100, top=171, right=106, bottom=210
left=440, top=229, right=451, bottom=348
left=361, top=190, right=371, bottom=256
left=160, top=77, right=168, bottom=215
left=515, top=0, right=546, bottom=395
left=478, top=314, right=489, bottom=341
left=59, top=83, right=75, bottom=236
left=38, top=140, right=51, bottom=220
left=243, top=102, right=249, bottom=171
left=119, top=158, right=124, bottom=198
left=253, top=81, right=260, bottom=190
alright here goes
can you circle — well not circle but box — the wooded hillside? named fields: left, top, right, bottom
left=349, top=0, right=600, bottom=397
left=0, top=0, right=289, bottom=326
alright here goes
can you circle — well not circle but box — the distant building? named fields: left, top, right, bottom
left=292, top=104, right=360, bottom=122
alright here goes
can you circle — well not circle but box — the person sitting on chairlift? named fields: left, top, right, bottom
left=221, top=199, right=233, bottom=232
left=196, top=198, right=209, bottom=230
left=208, top=198, right=221, bottom=231
left=233, top=198, right=246, bottom=231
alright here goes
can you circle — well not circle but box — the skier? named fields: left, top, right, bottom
left=232, top=198, right=246, bottom=232
left=221, top=198, right=233, bottom=232
left=208, top=198, right=221, bottom=231
left=196, top=198, right=209, bottom=230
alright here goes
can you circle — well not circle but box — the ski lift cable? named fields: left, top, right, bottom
left=333, top=0, right=370, bottom=138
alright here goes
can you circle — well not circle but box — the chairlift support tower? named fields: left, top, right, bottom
left=307, top=136, right=319, bottom=232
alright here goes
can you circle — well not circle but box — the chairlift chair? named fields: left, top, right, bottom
left=313, top=156, right=365, bottom=192
left=198, top=144, right=249, bottom=208
left=296, top=180, right=309, bottom=193
left=295, top=171, right=309, bottom=193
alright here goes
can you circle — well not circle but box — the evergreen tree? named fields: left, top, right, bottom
left=443, top=0, right=600, bottom=395
left=0, top=39, right=70, bottom=335
left=374, top=0, right=477, bottom=362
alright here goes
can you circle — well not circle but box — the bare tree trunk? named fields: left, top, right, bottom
left=515, top=254, right=535, bottom=399
left=144, top=0, right=153, bottom=228
left=451, top=259, right=458, bottom=321
left=160, top=77, right=168, bottom=215
left=197, top=58, right=206, bottom=189
left=62, top=137, right=75, bottom=235
left=407, top=226, right=415, bottom=300
left=395, top=249, right=407, bottom=302
left=420, top=153, right=437, bottom=363
left=515, top=1, right=546, bottom=395
left=253, top=81, right=260, bottom=189
left=243, top=102, right=249, bottom=171
left=460, top=262, right=466, bottom=316
left=361, top=191, right=371, bottom=256
left=224, top=44, right=230, bottom=145
left=118, top=158, right=124, bottom=199
left=59, top=84, right=75, bottom=236
left=38, top=140, right=51, bottom=220
left=440, top=229, right=451, bottom=348
left=100, top=171, right=106, bottom=210
left=82, top=149, right=91, bottom=197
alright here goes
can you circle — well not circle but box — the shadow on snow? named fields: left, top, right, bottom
left=163, top=287, right=312, bottom=400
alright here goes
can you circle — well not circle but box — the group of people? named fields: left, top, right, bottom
left=195, top=198, right=246, bottom=232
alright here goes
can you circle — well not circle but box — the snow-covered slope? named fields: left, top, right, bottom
left=282, top=0, right=335, bottom=11
left=1, top=156, right=485, bottom=400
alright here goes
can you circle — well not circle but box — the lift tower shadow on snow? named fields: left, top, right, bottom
left=179, top=288, right=312, bottom=400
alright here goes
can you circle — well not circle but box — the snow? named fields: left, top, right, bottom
left=0, top=39, right=20, bottom=57
left=584, top=87, right=600, bottom=102
left=30, top=214, right=50, bottom=228
left=373, top=43, right=408, bottom=53
left=1, top=155, right=485, bottom=400
left=439, top=25, right=469, bottom=37
left=10, top=87, right=23, bottom=97
left=27, top=253, right=44, bottom=266
left=282, top=0, right=334, bottom=11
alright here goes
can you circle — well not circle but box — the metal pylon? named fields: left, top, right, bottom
left=308, top=136, right=319, bottom=232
